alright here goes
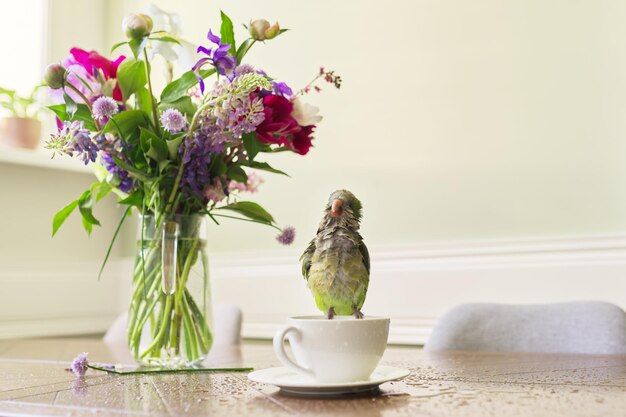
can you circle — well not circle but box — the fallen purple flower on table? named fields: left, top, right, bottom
left=276, top=226, right=296, bottom=245
left=71, top=377, right=88, bottom=397
left=97, top=363, right=116, bottom=371
left=71, top=352, right=89, bottom=376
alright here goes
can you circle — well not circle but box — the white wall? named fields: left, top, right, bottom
left=103, top=0, right=626, bottom=253
left=3, top=1, right=626, bottom=340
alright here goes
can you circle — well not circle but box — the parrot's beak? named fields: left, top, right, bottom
left=330, top=199, right=343, bottom=218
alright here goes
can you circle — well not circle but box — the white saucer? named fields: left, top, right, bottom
left=247, top=365, right=410, bottom=397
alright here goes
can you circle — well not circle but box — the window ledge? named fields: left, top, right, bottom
left=0, top=147, right=92, bottom=174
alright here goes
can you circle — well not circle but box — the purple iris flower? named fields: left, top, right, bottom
left=271, top=81, right=293, bottom=97
left=192, top=30, right=236, bottom=93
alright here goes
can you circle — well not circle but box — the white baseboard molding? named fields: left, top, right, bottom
left=2, top=235, right=626, bottom=344
left=0, top=260, right=128, bottom=339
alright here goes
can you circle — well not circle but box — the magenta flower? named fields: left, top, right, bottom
left=70, top=352, right=89, bottom=376
left=160, top=108, right=187, bottom=133
left=192, top=30, right=236, bottom=92
left=276, top=227, right=296, bottom=245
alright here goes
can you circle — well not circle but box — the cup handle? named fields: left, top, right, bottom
left=273, top=326, right=314, bottom=378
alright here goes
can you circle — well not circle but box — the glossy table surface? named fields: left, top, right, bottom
left=1, top=337, right=626, bottom=417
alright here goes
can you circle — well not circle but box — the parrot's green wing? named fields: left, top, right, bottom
left=359, top=240, right=370, bottom=275
left=300, top=238, right=316, bottom=281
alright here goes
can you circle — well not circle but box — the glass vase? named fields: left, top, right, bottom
left=127, top=214, right=213, bottom=367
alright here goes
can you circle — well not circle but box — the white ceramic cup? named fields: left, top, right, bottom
left=273, top=316, right=390, bottom=383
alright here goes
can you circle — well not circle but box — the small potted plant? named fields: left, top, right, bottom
left=0, top=86, right=43, bottom=149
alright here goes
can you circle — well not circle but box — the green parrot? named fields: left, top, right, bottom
left=300, top=190, right=370, bottom=319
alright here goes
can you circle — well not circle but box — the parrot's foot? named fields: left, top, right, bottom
left=326, top=307, right=336, bottom=320
left=352, top=306, right=364, bottom=319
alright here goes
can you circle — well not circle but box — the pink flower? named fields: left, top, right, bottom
left=70, top=352, right=89, bottom=376
left=70, top=48, right=125, bottom=101
left=203, top=178, right=226, bottom=203
left=276, top=227, right=296, bottom=245
left=229, top=172, right=264, bottom=194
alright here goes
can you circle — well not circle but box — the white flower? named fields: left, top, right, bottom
left=291, top=98, right=323, bottom=126
left=145, top=4, right=195, bottom=68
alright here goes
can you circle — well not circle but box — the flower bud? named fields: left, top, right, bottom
left=249, top=19, right=270, bottom=41
left=265, top=22, right=280, bottom=40
left=122, top=13, right=153, bottom=40
left=43, top=64, right=66, bottom=89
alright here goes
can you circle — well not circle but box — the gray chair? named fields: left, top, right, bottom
left=424, top=301, right=626, bottom=354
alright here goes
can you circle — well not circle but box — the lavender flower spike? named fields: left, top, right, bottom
left=160, top=108, right=187, bottom=133
left=276, top=227, right=296, bottom=245
left=71, top=352, right=89, bottom=376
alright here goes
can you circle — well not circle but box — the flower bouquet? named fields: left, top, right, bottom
left=43, top=9, right=340, bottom=367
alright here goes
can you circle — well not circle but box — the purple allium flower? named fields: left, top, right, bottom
left=71, top=352, right=89, bottom=376
left=160, top=108, right=187, bottom=133
left=192, top=29, right=236, bottom=92
left=92, top=96, right=119, bottom=124
left=46, top=121, right=98, bottom=165
left=276, top=227, right=296, bottom=245
left=101, top=152, right=134, bottom=193
left=234, top=64, right=255, bottom=77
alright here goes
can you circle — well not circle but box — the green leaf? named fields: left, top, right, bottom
left=227, top=164, right=248, bottom=183
left=140, top=127, right=168, bottom=161
left=112, top=155, right=153, bottom=181
left=52, top=200, right=78, bottom=237
left=63, top=91, right=77, bottom=118
left=77, top=190, right=101, bottom=235
left=220, top=11, right=236, bottom=55
left=103, top=110, right=151, bottom=140
left=78, top=190, right=99, bottom=222
left=166, top=134, right=185, bottom=159
left=92, top=181, right=112, bottom=202
left=244, top=160, right=289, bottom=176
left=117, top=58, right=147, bottom=101
left=150, top=35, right=181, bottom=45
left=242, top=132, right=261, bottom=160
left=129, top=37, right=148, bottom=59
left=160, top=68, right=215, bottom=103
left=209, top=157, right=227, bottom=177
left=98, top=206, right=131, bottom=280
left=82, top=216, right=93, bottom=235
left=158, top=95, right=196, bottom=118
left=134, top=87, right=152, bottom=114
left=48, top=104, right=96, bottom=131
left=118, top=190, right=144, bottom=207
left=111, top=41, right=128, bottom=53
left=216, top=201, right=275, bottom=225
left=236, top=38, right=255, bottom=64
